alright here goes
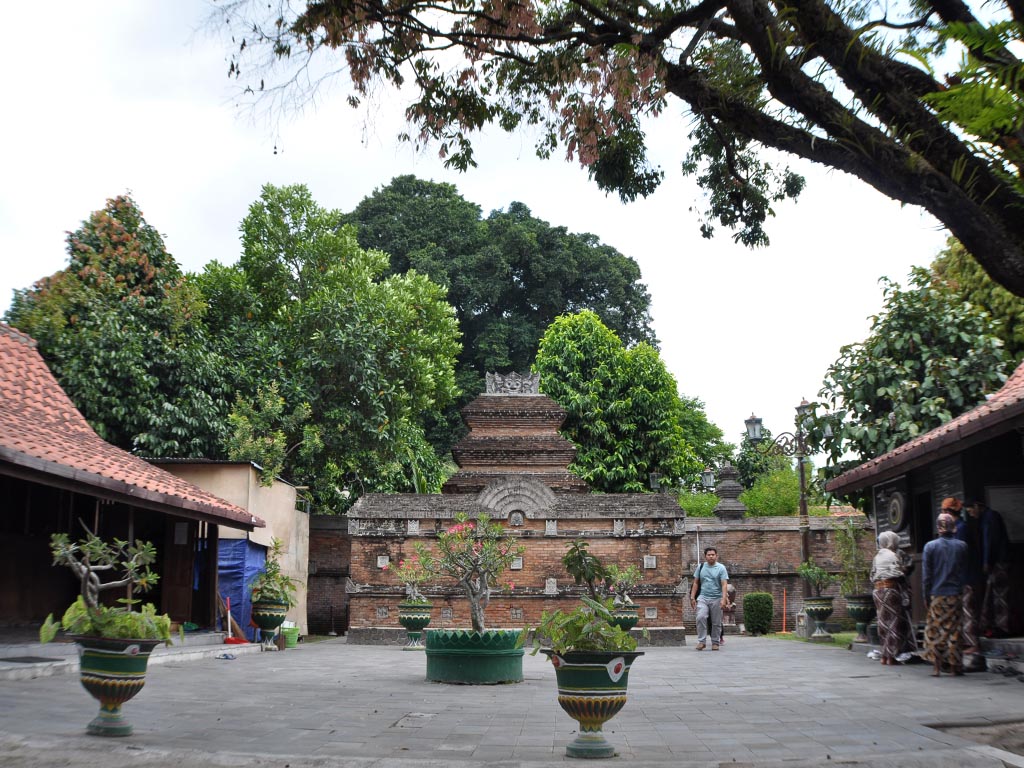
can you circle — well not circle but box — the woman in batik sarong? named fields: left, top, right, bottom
left=922, top=513, right=968, bottom=677
left=871, top=531, right=913, bottom=666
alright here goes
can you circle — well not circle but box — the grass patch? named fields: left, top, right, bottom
left=766, top=631, right=856, bottom=648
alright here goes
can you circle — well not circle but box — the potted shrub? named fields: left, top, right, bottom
left=562, top=539, right=607, bottom=599
left=797, top=558, right=837, bottom=641
left=249, top=538, right=300, bottom=649
left=604, top=563, right=644, bottom=631
left=384, top=555, right=433, bottom=649
left=414, top=512, right=526, bottom=683
left=39, top=531, right=172, bottom=737
left=833, top=517, right=875, bottom=642
left=530, top=596, right=645, bottom=759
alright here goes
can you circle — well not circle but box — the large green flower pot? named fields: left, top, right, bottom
left=609, top=605, right=640, bottom=632
left=397, top=601, right=433, bottom=650
left=73, top=636, right=161, bottom=737
left=541, top=649, right=644, bottom=759
left=424, top=629, right=525, bottom=684
left=252, top=599, right=289, bottom=647
left=844, top=593, right=876, bottom=644
left=803, top=596, right=835, bottom=642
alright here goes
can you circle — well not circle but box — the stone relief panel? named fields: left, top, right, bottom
left=477, top=476, right=556, bottom=518
left=485, top=371, right=541, bottom=394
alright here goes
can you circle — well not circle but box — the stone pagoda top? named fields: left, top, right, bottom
left=441, top=372, right=589, bottom=494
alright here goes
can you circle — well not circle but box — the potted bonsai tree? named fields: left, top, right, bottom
left=414, top=512, right=525, bottom=683
left=797, top=558, right=838, bottom=641
left=530, top=596, right=646, bottom=759
left=249, top=538, right=300, bottom=649
left=384, top=555, right=432, bottom=649
left=833, top=517, right=875, bottom=643
left=39, top=530, right=172, bottom=737
left=604, top=563, right=644, bottom=631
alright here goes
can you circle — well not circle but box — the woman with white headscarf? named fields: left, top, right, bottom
left=871, top=530, right=911, bottom=665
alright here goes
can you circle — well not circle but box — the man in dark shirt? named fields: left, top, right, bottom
left=922, top=512, right=968, bottom=677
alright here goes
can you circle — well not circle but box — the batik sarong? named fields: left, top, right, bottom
left=924, top=594, right=963, bottom=671
left=982, top=564, right=1010, bottom=636
left=962, top=583, right=981, bottom=650
left=873, top=584, right=903, bottom=660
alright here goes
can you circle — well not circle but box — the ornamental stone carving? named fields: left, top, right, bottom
left=485, top=371, right=540, bottom=394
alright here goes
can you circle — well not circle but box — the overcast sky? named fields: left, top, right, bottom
left=0, top=2, right=950, bottom=462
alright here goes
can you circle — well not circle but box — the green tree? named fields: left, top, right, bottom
left=200, top=183, right=461, bottom=512
left=932, top=238, right=1024, bottom=363
left=734, top=427, right=791, bottom=490
left=534, top=310, right=707, bottom=492
left=345, top=176, right=658, bottom=456
left=218, top=2, right=1024, bottom=295
left=5, top=195, right=230, bottom=456
left=818, top=268, right=1008, bottom=471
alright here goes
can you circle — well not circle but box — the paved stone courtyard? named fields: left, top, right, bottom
left=1, top=636, right=1022, bottom=767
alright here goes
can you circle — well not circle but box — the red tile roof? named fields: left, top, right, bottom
left=826, top=361, right=1024, bottom=496
left=0, top=324, right=263, bottom=530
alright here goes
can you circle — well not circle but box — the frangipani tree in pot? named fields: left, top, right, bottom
left=414, top=512, right=526, bottom=683
left=414, top=512, right=524, bottom=633
left=40, top=530, right=172, bottom=737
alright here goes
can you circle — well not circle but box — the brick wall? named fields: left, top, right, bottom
left=308, top=517, right=350, bottom=634
left=345, top=516, right=873, bottom=637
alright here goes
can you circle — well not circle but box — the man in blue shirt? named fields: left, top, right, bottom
left=690, top=547, right=730, bottom=651
left=922, top=512, right=968, bottom=677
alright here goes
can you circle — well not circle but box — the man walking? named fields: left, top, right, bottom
left=923, top=512, right=968, bottom=677
left=690, top=547, right=730, bottom=651
left=957, top=499, right=1010, bottom=644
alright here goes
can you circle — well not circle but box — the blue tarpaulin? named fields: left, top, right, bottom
left=218, top=539, right=267, bottom=641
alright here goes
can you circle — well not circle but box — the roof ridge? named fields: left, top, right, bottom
left=0, top=323, right=38, bottom=348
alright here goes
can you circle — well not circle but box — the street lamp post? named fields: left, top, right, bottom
left=744, top=400, right=814, bottom=596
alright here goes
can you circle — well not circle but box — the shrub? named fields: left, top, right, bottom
left=678, top=491, right=718, bottom=517
left=743, top=592, right=774, bottom=635
left=739, top=468, right=799, bottom=516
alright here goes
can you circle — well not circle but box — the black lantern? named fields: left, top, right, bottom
left=700, top=466, right=716, bottom=491
left=744, top=413, right=763, bottom=443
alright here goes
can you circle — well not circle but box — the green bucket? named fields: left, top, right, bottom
left=281, top=627, right=300, bottom=648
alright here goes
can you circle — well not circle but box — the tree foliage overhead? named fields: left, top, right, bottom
left=216, top=0, right=1024, bottom=294
left=199, top=183, right=462, bottom=511
left=534, top=310, right=715, bottom=492
left=817, top=267, right=1008, bottom=473
left=5, top=195, right=230, bottom=457
left=932, top=237, right=1024, bottom=363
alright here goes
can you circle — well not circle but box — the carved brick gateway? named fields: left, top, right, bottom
left=344, top=374, right=689, bottom=644
left=338, top=375, right=872, bottom=643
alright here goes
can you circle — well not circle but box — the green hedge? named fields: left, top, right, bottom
left=743, top=592, right=774, bottom=635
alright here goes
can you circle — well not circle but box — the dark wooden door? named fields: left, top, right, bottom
left=162, top=519, right=195, bottom=623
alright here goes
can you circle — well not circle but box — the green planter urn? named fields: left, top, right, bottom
left=609, top=605, right=640, bottom=632
left=541, top=649, right=644, bottom=759
left=424, top=629, right=525, bottom=684
left=397, top=601, right=432, bottom=650
left=252, top=598, right=289, bottom=648
left=844, top=593, right=876, bottom=644
left=73, top=636, right=161, bottom=737
left=803, top=596, right=835, bottom=642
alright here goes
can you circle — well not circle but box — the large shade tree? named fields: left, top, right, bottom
left=5, top=195, right=230, bottom=457
left=344, top=175, right=657, bottom=454
left=216, top=0, right=1024, bottom=295
left=198, top=183, right=462, bottom=511
left=534, top=310, right=718, bottom=491
left=817, top=267, right=1008, bottom=475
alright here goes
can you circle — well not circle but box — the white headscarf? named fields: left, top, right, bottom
left=870, top=531, right=903, bottom=582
